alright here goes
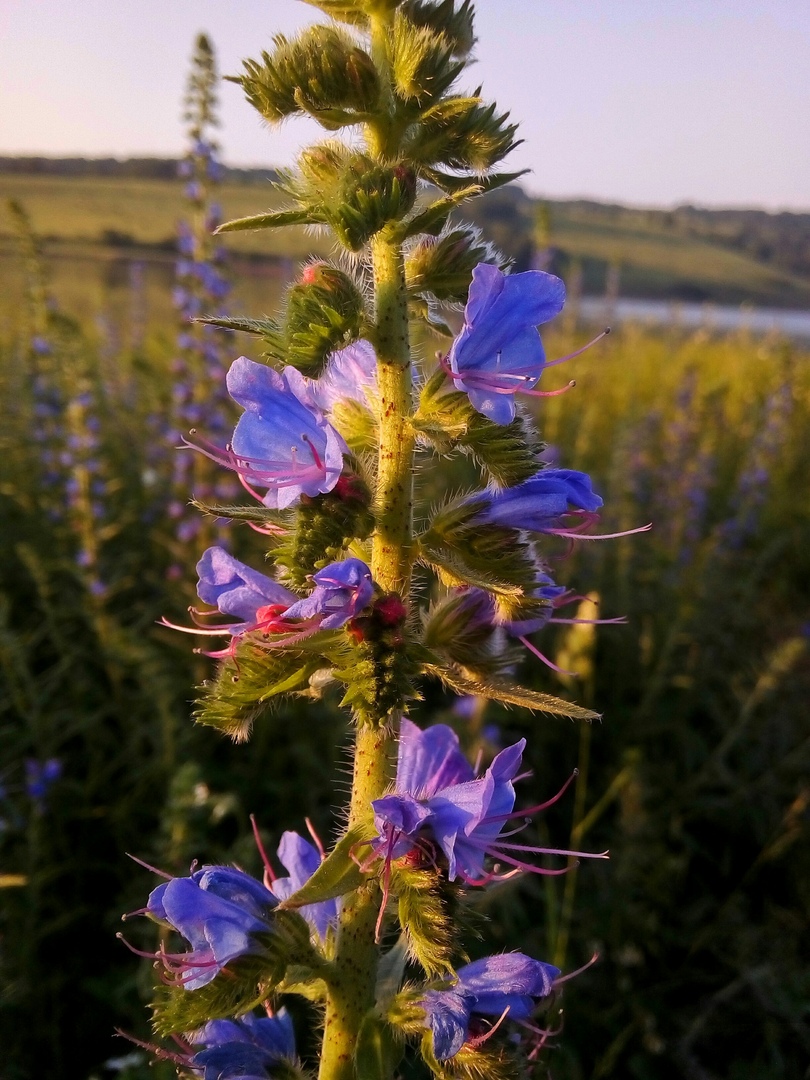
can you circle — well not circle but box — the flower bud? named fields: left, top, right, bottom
left=238, top=26, right=379, bottom=124
left=284, top=263, right=365, bottom=374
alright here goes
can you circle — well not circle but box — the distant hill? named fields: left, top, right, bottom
left=1, top=156, right=809, bottom=308
left=0, top=155, right=278, bottom=185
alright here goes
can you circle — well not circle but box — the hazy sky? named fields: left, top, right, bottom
left=2, top=0, right=808, bottom=210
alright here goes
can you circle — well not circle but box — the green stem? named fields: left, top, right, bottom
left=318, top=14, right=415, bottom=1078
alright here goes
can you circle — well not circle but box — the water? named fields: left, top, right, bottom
left=579, top=297, right=810, bottom=341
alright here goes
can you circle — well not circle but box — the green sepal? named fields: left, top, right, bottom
left=151, top=912, right=315, bottom=1037
left=277, top=821, right=375, bottom=911
left=215, top=208, right=319, bottom=233
left=405, top=225, right=504, bottom=301
left=273, top=478, right=374, bottom=587
left=355, top=1012, right=405, bottom=1080
left=390, top=12, right=465, bottom=105
left=420, top=499, right=538, bottom=612
left=398, top=189, right=482, bottom=241
left=151, top=955, right=276, bottom=1038
left=400, top=0, right=476, bottom=58
left=406, top=94, right=521, bottom=173
left=195, top=641, right=328, bottom=743
left=422, top=591, right=522, bottom=679
left=422, top=166, right=529, bottom=196
left=419, top=1030, right=520, bottom=1080
left=238, top=27, right=379, bottom=126
left=415, top=378, right=543, bottom=486
left=196, top=314, right=284, bottom=358
left=392, top=866, right=464, bottom=977
left=191, top=499, right=286, bottom=530
left=331, top=398, right=378, bottom=453
left=423, top=662, right=602, bottom=721
left=300, top=0, right=369, bottom=26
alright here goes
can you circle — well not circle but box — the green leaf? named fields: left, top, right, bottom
left=215, top=208, right=318, bottom=233
left=399, top=187, right=481, bottom=240
left=355, top=1013, right=404, bottom=1080
left=277, top=822, right=374, bottom=910
left=393, top=867, right=462, bottom=977
left=197, top=314, right=280, bottom=336
left=423, top=663, right=602, bottom=721
left=195, top=642, right=327, bottom=742
left=419, top=543, right=523, bottom=601
left=191, top=499, right=287, bottom=529
left=422, top=166, right=529, bottom=196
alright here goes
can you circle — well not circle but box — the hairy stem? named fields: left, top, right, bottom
left=318, top=12, right=415, bottom=1080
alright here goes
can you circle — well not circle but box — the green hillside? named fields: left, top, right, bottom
left=2, top=166, right=809, bottom=308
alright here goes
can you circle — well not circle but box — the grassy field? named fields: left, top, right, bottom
left=3, top=172, right=810, bottom=314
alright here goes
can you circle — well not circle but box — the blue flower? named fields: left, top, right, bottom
left=189, top=1009, right=296, bottom=1079
left=195, top=547, right=297, bottom=634
left=371, top=720, right=602, bottom=884
left=207, top=357, right=347, bottom=509
left=271, top=831, right=339, bottom=942
left=420, top=952, right=560, bottom=1059
left=25, top=758, right=62, bottom=802
left=282, top=558, right=374, bottom=629
left=146, top=866, right=277, bottom=989
left=448, top=263, right=566, bottom=425
left=312, top=339, right=378, bottom=412
left=371, top=720, right=524, bottom=883
left=471, top=468, right=603, bottom=533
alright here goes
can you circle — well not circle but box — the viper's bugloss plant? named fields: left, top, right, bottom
left=129, top=4, right=646, bottom=1078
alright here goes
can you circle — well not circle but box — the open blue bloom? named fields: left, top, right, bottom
left=146, top=866, right=277, bottom=989
left=195, top=547, right=297, bottom=634
left=420, top=953, right=560, bottom=1059
left=189, top=1009, right=296, bottom=1079
left=448, top=263, right=566, bottom=425
left=220, top=357, right=347, bottom=509
left=272, top=831, right=339, bottom=942
left=282, top=558, right=374, bottom=630
left=371, top=720, right=602, bottom=884
left=372, top=719, right=524, bottom=883
left=471, top=468, right=603, bottom=533
left=312, top=339, right=378, bottom=412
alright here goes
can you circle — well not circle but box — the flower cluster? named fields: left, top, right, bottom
left=131, top=7, right=644, bottom=1078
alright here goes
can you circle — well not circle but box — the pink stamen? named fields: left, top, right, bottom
left=518, top=635, right=577, bottom=676
left=554, top=952, right=599, bottom=986
left=125, top=852, right=173, bottom=880
left=544, top=327, right=611, bottom=368
left=467, top=1005, right=511, bottom=1049
left=250, top=814, right=276, bottom=885
left=306, top=817, right=326, bottom=860
left=545, top=522, right=653, bottom=541
left=548, top=615, right=627, bottom=625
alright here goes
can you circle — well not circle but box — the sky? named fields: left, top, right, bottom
left=1, top=0, right=809, bottom=211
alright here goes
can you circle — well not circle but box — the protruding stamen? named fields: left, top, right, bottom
left=544, top=327, right=611, bottom=368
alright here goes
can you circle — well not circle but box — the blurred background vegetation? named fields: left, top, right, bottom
left=1, top=99, right=809, bottom=1080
